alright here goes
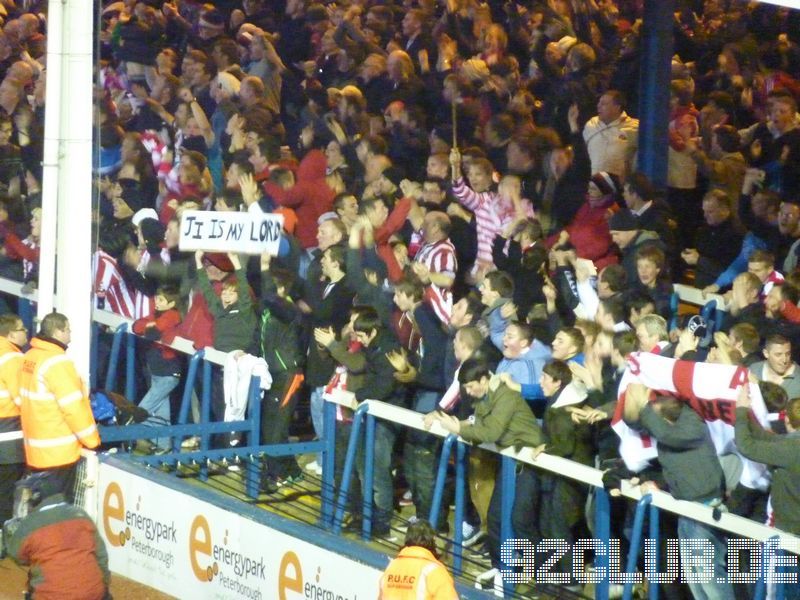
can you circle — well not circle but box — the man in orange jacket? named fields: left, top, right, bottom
left=0, top=314, right=27, bottom=522
left=18, top=312, right=100, bottom=502
left=379, top=520, right=458, bottom=599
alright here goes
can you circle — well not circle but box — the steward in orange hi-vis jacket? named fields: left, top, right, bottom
left=18, top=313, right=99, bottom=489
left=379, top=520, right=458, bottom=600
left=0, top=314, right=28, bottom=522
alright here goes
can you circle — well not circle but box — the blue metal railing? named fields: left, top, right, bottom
left=595, top=488, right=611, bottom=600
left=623, top=494, right=656, bottom=600
left=332, top=403, right=369, bottom=535
left=428, top=433, right=458, bottom=529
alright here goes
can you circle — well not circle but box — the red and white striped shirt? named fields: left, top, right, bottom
left=415, top=239, right=457, bottom=324
left=415, top=239, right=457, bottom=278
left=451, top=178, right=518, bottom=272
left=92, top=250, right=136, bottom=319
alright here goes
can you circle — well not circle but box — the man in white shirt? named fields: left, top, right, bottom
left=583, top=90, right=639, bottom=179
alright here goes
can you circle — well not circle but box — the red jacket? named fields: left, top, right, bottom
left=262, top=149, right=335, bottom=249
left=549, top=201, right=619, bottom=270
left=165, top=287, right=219, bottom=350
left=132, top=308, right=182, bottom=360
left=374, top=197, right=412, bottom=283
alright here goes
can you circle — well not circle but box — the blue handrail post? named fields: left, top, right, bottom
left=428, top=434, right=456, bottom=529
left=201, top=360, right=212, bottom=451
left=453, top=441, right=467, bottom=576
left=104, top=323, right=128, bottom=392
left=757, top=535, right=787, bottom=600
left=649, top=504, right=659, bottom=600
left=332, top=404, right=368, bottom=534
left=624, top=494, right=653, bottom=600
left=320, top=399, right=337, bottom=529
left=198, top=359, right=213, bottom=482
left=125, top=329, right=136, bottom=401
left=178, top=350, right=204, bottom=425
left=595, top=487, right=611, bottom=600
left=362, top=414, right=376, bottom=540
left=244, top=376, right=261, bottom=499
left=90, top=322, right=99, bottom=389
left=500, top=455, right=516, bottom=597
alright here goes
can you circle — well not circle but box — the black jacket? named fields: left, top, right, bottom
left=692, top=217, right=745, bottom=288
left=355, top=330, right=405, bottom=406
left=260, top=273, right=304, bottom=375
left=305, top=278, right=355, bottom=388
left=411, top=303, right=449, bottom=393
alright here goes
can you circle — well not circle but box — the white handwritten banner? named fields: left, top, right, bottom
left=178, top=210, right=284, bottom=255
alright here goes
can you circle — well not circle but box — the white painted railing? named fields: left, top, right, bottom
left=324, top=389, right=800, bottom=553
left=674, top=283, right=729, bottom=313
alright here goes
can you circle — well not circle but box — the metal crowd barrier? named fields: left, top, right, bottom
left=88, top=309, right=332, bottom=504
left=322, top=390, right=800, bottom=600
left=0, top=278, right=795, bottom=599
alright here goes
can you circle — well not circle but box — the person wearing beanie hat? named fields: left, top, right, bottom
left=138, top=218, right=166, bottom=252
left=202, top=252, right=235, bottom=273
left=608, top=209, right=667, bottom=286
left=198, top=9, right=225, bottom=38
left=608, top=209, right=639, bottom=234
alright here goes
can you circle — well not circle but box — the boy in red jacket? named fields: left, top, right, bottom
left=132, top=285, right=182, bottom=453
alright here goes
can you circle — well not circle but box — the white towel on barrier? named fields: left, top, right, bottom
left=223, top=352, right=272, bottom=422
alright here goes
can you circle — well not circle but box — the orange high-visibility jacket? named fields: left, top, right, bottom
left=0, top=337, right=23, bottom=457
left=19, top=338, right=100, bottom=468
left=378, top=546, right=459, bottom=600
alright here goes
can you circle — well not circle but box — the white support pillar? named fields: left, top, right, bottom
left=37, top=0, right=64, bottom=320
left=53, top=0, right=94, bottom=379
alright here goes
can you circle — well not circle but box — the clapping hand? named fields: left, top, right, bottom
left=314, top=326, right=336, bottom=348
left=385, top=349, right=410, bottom=373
